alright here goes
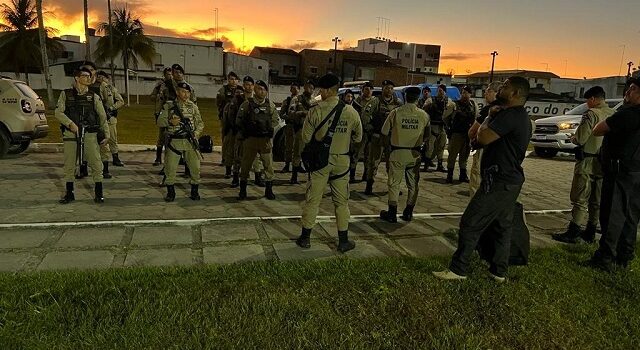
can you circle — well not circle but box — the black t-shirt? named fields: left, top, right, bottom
left=602, top=105, right=640, bottom=161
left=481, top=106, right=531, bottom=185
left=477, top=100, right=500, bottom=124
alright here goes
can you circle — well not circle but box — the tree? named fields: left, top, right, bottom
left=94, top=8, right=156, bottom=95
left=83, top=0, right=90, bottom=61
left=0, top=0, right=62, bottom=84
left=36, top=0, right=53, bottom=108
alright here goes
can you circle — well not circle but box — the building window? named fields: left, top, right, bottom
left=310, top=66, right=318, bottom=74
left=405, top=53, right=411, bottom=58
left=283, top=65, right=297, bottom=76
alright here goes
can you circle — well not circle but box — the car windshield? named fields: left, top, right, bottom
left=566, top=103, right=589, bottom=115
left=14, top=82, right=40, bottom=99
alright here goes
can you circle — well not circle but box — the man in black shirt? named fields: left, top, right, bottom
left=588, top=77, right=640, bottom=271
left=434, top=76, right=532, bottom=282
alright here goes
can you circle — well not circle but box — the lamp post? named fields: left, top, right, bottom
left=332, top=36, right=341, bottom=72
left=108, top=0, right=115, bottom=80
left=489, top=51, right=498, bottom=83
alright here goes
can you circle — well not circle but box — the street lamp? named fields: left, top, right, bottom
left=490, top=51, right=498, bottom=83
left=332, top=36, right=341, bottom=71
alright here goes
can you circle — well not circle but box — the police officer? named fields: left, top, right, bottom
left=434, top=76, right=532, bottom=282
left=362, top=80, right=402, bottom=195
left=280, top=81, right=300, bottom=173
left=469, top=82, right=502, bottom=197
left=55, top=67, right=110, bottom=204
left=150, top=67, right=174, bottom=166
left=552, top=86, right=614, bottom=244
left=417, top=86, right=432, bottom=109
left=236, top=80, right=279, bottom=200
left=445, top=85, right=477, bottom=183
left=349, top=81, right=375, bottom=183
left=233, top=76, right=265, bottom=187
left=342, top=89, right=355, bottom=105
left=295, top=73, right=363, bottom=253
left=222, top=86, right=246, bottom=186
left=218, top=71, right=240, bottom=173
left=96, top=71, right=125, bottom=177
left=171, top=64, right=196, bottom=102
left=74, top=61, right=101, bottom=178
left=288, top=79, right=317, bottom=184
left=379, top=86, right=430, bottom=222
left=418, top=86, right=433, bottom=171
left=425, top=84, right=456, bottom=172
left=156, top=82, right=204, bottom=202
left=588, top=77, right=640, bottom=271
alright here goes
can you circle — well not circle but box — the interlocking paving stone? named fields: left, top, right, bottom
left=55, top=227, right=125, bottom=248
left=273, top=242, right=336, bottom=261
left=124, top=248, right=194, bottom=267
left=38, top=251, right=114, bottom=271
left=0, top=253, right=31, bottom=271
left=395, top=237, right=455, bottom=257
left=0, top=229, right=51, bottom=249
left=203, top=244, right=266, bottom=264
left=201, top=222, right=259, bottom=242
left=130, top=226, right=192, bottom=246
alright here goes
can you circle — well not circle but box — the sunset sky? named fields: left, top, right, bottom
left=2, top=0, right=638, bottom=78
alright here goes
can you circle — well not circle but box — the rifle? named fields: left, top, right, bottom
left=172, top=104, right=203, bottom=159
left=75, top=123, right=86, bottom=178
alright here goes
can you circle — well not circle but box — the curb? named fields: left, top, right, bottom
left=29, top=143, right=223, bottom=154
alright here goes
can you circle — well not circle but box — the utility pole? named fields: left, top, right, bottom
left=628, top=61, right=635, bottom=78
left=83, top=0, right=90, bottom=61
left=332, top=36, right=341, bottom=71
left=490, top=51, right=498, bottom=83
left=35, top=0, right=54, bottom=108
left=214, top=8, right=218, bottom=40
left=516, top=47, right=520, bottom=70
left=108, top=0, right=115, bottom=80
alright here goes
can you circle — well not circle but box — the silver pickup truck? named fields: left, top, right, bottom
left=530, top=99, right=623, bottom=158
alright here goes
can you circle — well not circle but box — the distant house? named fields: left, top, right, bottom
left=249, top=47, right=301, bottom=85
left=462, top=70, right=561, bottom=91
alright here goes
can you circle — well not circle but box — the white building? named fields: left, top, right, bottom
left=351, top=38, right=441, bottom=73
left=549, top=76, right=628, bottom=99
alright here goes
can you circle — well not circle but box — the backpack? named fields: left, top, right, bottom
left=301, top=102, right=346, bottom=173
left=198, top=135, right=214, bottom=153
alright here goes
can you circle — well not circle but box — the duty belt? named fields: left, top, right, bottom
left=390, top=145, right=421, bottom=152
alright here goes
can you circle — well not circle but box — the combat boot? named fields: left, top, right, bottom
left=349, top=168, right=357, bottom=184
left=230, top=172, right=240, bottom=188
left=265, top=182, right=276, bottom=200
left=153, top=146, right=163, bottom=166
left=238, top=180, right=248, bottom=200
left=94, top=182, right=104, bottom=203
left=289, top=169, right=299, bottom=185
left=436, top=161, right=447, bottom=173
left=190, top=184, right=201, bottom=201
left=581, top=222, right=597, bottom=243
left=102, top=161, right=112, bottom=179
left=165, top=185, right=176, bottom=202
left=254, top=172, right=265, bottom=187
left=224, top=166, right=232, bottom=179
left=112, top=153, right=125, bottom=167
left=59, top=182, right=75, bottom=204
left=364, top=180, right=374, bottom=195
left=402, top=205, right=414, bottom=222
left=361, top=169, right=368, bottom=183
left=380, top=205, right=398, bottom=223
left=459, top=168, right=469, bottom=183
left=422, top=159, right=430, bottom=172
left=552, top=222, right=582, bottom=244
left=280, top=162, right=291, bottom=173
left=296, top=227, right=312, bottom=248
left=337, top=230, right=356, bottom=253
left=446, top=169, right=454, bottom=184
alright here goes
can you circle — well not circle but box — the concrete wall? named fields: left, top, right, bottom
left=224, top=53, right=269, bottom=82
left=550, top=76, right=627, bottom=99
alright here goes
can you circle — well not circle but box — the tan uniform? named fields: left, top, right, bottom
left=426, top=96, right=456, bottom=163
left=55, top=88, right=110, bottom=183
left=301, top=96, right=363, bottom=231
left=236, top=97, right=279, bottom=181
left=381, top=104, right=430, bottom=207
left=98, top=81, right=125, bottom=160
left=362, top=95, right=403, bottom=181
left=157, top=100, right=204, bottom=185
left=281, top=95, right=297, bottom=163
left=288, top=92, right=317, bottom=168
left=350, top=95, right=374, bottom=171
left=233, top=93, right=264, bottom=175
left=151, top=78, right=175, bottom=147
left=445, top=99, right=477, bottom=172
left=217, top=84, right=238, bottom=160
left=222, top=97, right=241, bottom=168
left=570, top=102, right=615, bottom=226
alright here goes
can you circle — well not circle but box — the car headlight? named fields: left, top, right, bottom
left=558, top=122, right=580, bottom=130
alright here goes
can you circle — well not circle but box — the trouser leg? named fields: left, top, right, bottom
left=63, top=136, right=78, bottom=182
left=329, top=156, right=350, bottom=231
left=184, top=149, right=200, bottom=185
left=387, top=161, right=403, bottom=206
left=108, top=119, right=118, bottom=154
left=222, top=132, right=236, bottom=168
left=301, top=164, right=332, bottom=229
left=447, top=133, right=462, bottom=170
left=365, top=135, right=384, bottom=180
left=284, top=125, right=294, bottom=163
left=405, top=160, right=420, bottom=206
left=164, top=145, right=181, bottom=185
left=292, top=129, right=303, bottom=168
left=469, top=149, right=482, bottom=197
left=85, top=133, right=104, bottom=183
left=588, top=176, right=602, bottom=225
left=570, top=173, right=591, bottom=227
left=240, top=138, right=258, bottom=181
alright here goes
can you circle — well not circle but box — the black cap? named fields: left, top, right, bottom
left=96, top=70, right=109, bottom=78
left=243, top=76, right=254, bottom=84
left=344, top=89, right=354, bottom=95
left=290, top=81, right=301, bottom=88
left=81, top=61, right=97, bottom=70
left=317, top=73, right=340, bottom=89
left=176, top=82, right=192, bottom=92
left=584, top=86, right=606, bottom=99
left=74, top=67, right=93, bottom=77
left=171, top=64, right=184, bottom=73
left=422, top=86, right=431, bottom=92
left=163, top=67, right=172, bottom=73
left=382, top=80, right=395, bottom=87
left=227, top=71, right=239, bottom=79
left=438, top=84, right=447, bottom=92
left=462, top=85, right=473, bottom=93
left=305, top=79, right=315, bottom=87
left=255, top=80, right=269, bottom=91
left=363, top=81, right=374, bottom=89
left=627, top=77, right=640, bottom=88
left=405, top=86, right=421, bottom=95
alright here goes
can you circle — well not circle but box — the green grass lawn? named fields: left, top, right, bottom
left=1, top=245, right=639, bottom=349
left=37, top=91, right=223, bottom=146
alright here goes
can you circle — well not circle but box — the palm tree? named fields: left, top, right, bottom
left=35, top=0, right=53, bottom=108
left=83, top=0, right=90, bottom=61
left=0, top=0, right=62, bottom=84
left=95, top=8, right=156, bottom=95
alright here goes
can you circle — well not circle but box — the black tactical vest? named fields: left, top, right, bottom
left=602, top=106, right=640, bottom=173
left=64, top=88, right=100, bottom=131
left=372, top=96, right=399, bottom=133
left=427, top=97, right=449, bottom=125
left=246, top=99, right=274, bottom=138
left=451, top=100, right=475, bottom=134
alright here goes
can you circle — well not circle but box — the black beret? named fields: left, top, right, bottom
left=584, top=86, right=605, bottom=99
left=422, top=86, right=431, bottom=91
left=176, top=82, right=192, bottom=92
left=255, top=80, right=269, bottom=91
left=405, top=86, right=421, bottom=95
left=74, top=67, right=93, bottom=77
left=382, top=80, right=395, bottom=87
left=305, top=79, right=315, bottom=87
left=290, top=81, right=301, bottom=87
left=171, top=64, right=184, bottom=73
left=243, top=76, right=254, bottom=84
left=363, top=81, right=374, bottom=89
left=344, top=89, right=354, bottom=95
left=96, top=70, right=109, bottom=78
left=438, top=84, right=447, bottom=92
left=163, top=67, right=172, bottom=73
left=227, top=71, right=239, bottom=79
left=317, top=73, right=340, bottom=89
left=462, top=85, right=473, bottom=93
left=627, top=77, right=640, bottom=87
left=81, top=61, right=97, bottom=70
